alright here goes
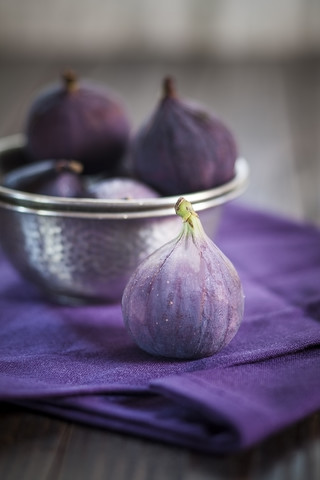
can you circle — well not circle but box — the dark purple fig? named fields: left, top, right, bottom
left=25, top=70, right=131, bottom=175
left=2, top=159, right=86, bottom=198
left=122, top=197, right=244, bottom=359
left=87, top=177, right=160, bottom=200
left=132, top=77, right=238, bottom=195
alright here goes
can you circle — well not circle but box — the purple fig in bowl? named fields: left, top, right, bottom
left=122, top=197, right=244, bottom=359
left=25, top=70, right=131, bottom=175
left=2, top=159, right=86, bottom=198
left=87, top=177, right=160, bottom=200
left=132, top=76, right=238, bottom=195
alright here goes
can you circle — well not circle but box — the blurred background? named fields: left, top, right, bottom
left=0, top=0, right=319, bottom=222
left=1, top=0, right=320, bottom=60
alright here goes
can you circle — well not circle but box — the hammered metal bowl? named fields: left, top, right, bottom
left=0, top=134, right=249, bottom=304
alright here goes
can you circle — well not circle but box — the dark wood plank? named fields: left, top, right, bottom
left=1, top=405, right=320, bottom=480
left=0, top=404, right=68, bottom=479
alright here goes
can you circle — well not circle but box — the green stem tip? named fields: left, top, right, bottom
left=175, top=197, right=198, bottom=223
left=175, top=197, right=205, bottom=237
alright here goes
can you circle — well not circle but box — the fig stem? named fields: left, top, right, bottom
left=62, top=69, right=78, bottom=93
left=163, top=76, right=176, bottom=98
left=55, top=160, right=83, bottom=174
left=175, top=197, right=203, bottom=234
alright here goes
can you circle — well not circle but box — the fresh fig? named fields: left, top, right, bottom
left=132, top=77, right=238, bottom=195
left=87, top=177, right=160, bottom=200
left=25, top=70, right=131, bottom=174
left=2, top=159, right=86, bottom=198
left=122, top=197, right=244, bottom=359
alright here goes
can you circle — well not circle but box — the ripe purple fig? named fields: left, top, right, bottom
left=122, top=197, right=244, bottom=359
left=132, top=77, right=238, bottom=195
left=3, top=159, right=86, bottom=198
left=25, top=70, right=131, bottom=175
left=87, top=177, right=160, bottom=200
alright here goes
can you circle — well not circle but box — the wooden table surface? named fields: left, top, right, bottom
left=0, top=57, right=319, bottom=479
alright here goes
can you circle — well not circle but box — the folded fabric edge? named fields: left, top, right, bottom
left=8, top=396, right=240, bottom=455
left=0, top=384, right=149, bottom=401
left=150, top=349, right=320, bottom=451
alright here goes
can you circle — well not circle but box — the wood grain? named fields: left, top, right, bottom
left=0, top=405, right=319, bottom=480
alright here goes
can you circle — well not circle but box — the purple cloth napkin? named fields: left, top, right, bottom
left=1, top=203, right=320, bottom=453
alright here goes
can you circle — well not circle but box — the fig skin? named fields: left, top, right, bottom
left=132, top=77, right=238, bottom=195
left=25, top=71, right=131, bottom=175
left=2, top=159, right=87, bottom=198
left=87, top=177, right=160, bottom=200
left=122, top=197, right=244, bottom=359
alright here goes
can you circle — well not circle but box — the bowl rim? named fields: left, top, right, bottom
left=0, top=134, right=249, bottom=219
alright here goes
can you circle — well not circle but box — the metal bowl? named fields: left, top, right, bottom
left=0, top=134, right=249, bottom=304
